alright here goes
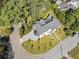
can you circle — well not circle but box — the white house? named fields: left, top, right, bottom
left=33, top=14, right=61, bottom=38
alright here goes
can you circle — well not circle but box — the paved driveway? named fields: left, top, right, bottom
left=20, top=30, right=38, bottom=43
left=10, top=23, right=79, bottom=59
left=10, top=23, right=40, bottom=59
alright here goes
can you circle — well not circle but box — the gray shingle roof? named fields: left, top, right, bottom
left=77, top=1, right=79, bottom=7
left=57, top=0, right=79, bottom=10
left=33, top=14, right=61, bottom=36
left=59, top=2, right=76, bottom=10
left=71, top=0, right=79, bottom=2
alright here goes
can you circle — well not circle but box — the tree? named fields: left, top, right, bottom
left=37, top=45, right=40, bottom=51
left=56, top=10, right=66, bottom=24
left=31, top=44, right=33, bottom=49
left=0, top=0, right=52, bottom=36
left=38, top=38, right=40, bottom=43
left=51, top=2, right=58, bottom=12
left=66, top=15, right=76, bottom=26
left=49, top=41, right=52, bottom=46
left=28, top=0, right=51, bottom=21
left=56, top=8, right=79, bottom=35
left=28, top=39, right=31, bottom=43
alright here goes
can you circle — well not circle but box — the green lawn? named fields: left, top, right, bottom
left=55, top=25, right=66, bottom=40
left=22, top=26, right=66, bottom=54
left=70, top=44, right=79, bottom=59
left=22, top=35, right=59, bottom=54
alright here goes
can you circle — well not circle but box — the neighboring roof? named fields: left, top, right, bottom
left=54, top=0, right=62, bottom=5
left=59, top=3, right=69, bottom=9
left=59, top=3, right=76, bottom=10
left=57, top=0, right=79, bottom=10
left=77, top=1, right=79, bottom=6
left=67, top=4, right=76, bottom=9
left=33, top=14, right=61, bottom=36
left=70, top=0, right=79, bottom=8
left=70, top=0, right=79, bottom=2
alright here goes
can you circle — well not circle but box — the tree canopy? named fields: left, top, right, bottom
left=56, top=8, right=79, bottom=35
left=0, top=0, right=51, bottom=36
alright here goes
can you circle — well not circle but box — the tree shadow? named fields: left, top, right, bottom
left=0, top=35, right=14, bottom=59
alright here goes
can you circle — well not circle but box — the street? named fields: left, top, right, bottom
left=10, top=23, right=79, bottom=59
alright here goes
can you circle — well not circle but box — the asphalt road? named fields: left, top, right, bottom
left=41, top=33, right=79, bottom=59
left=10, top=23, right=40, bottom=59
left=10, top=23, right=79, bottom=59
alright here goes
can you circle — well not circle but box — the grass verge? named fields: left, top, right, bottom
left=70, top=44, right=79, bottom=59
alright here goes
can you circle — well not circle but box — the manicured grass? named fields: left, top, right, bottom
left=22, top=26, right=66, bottom=54
left=70, top=45, right=79, bottom=59
left=55, top=25, right=66, bottom=40
left=22, top=35, right=59, bottom=54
